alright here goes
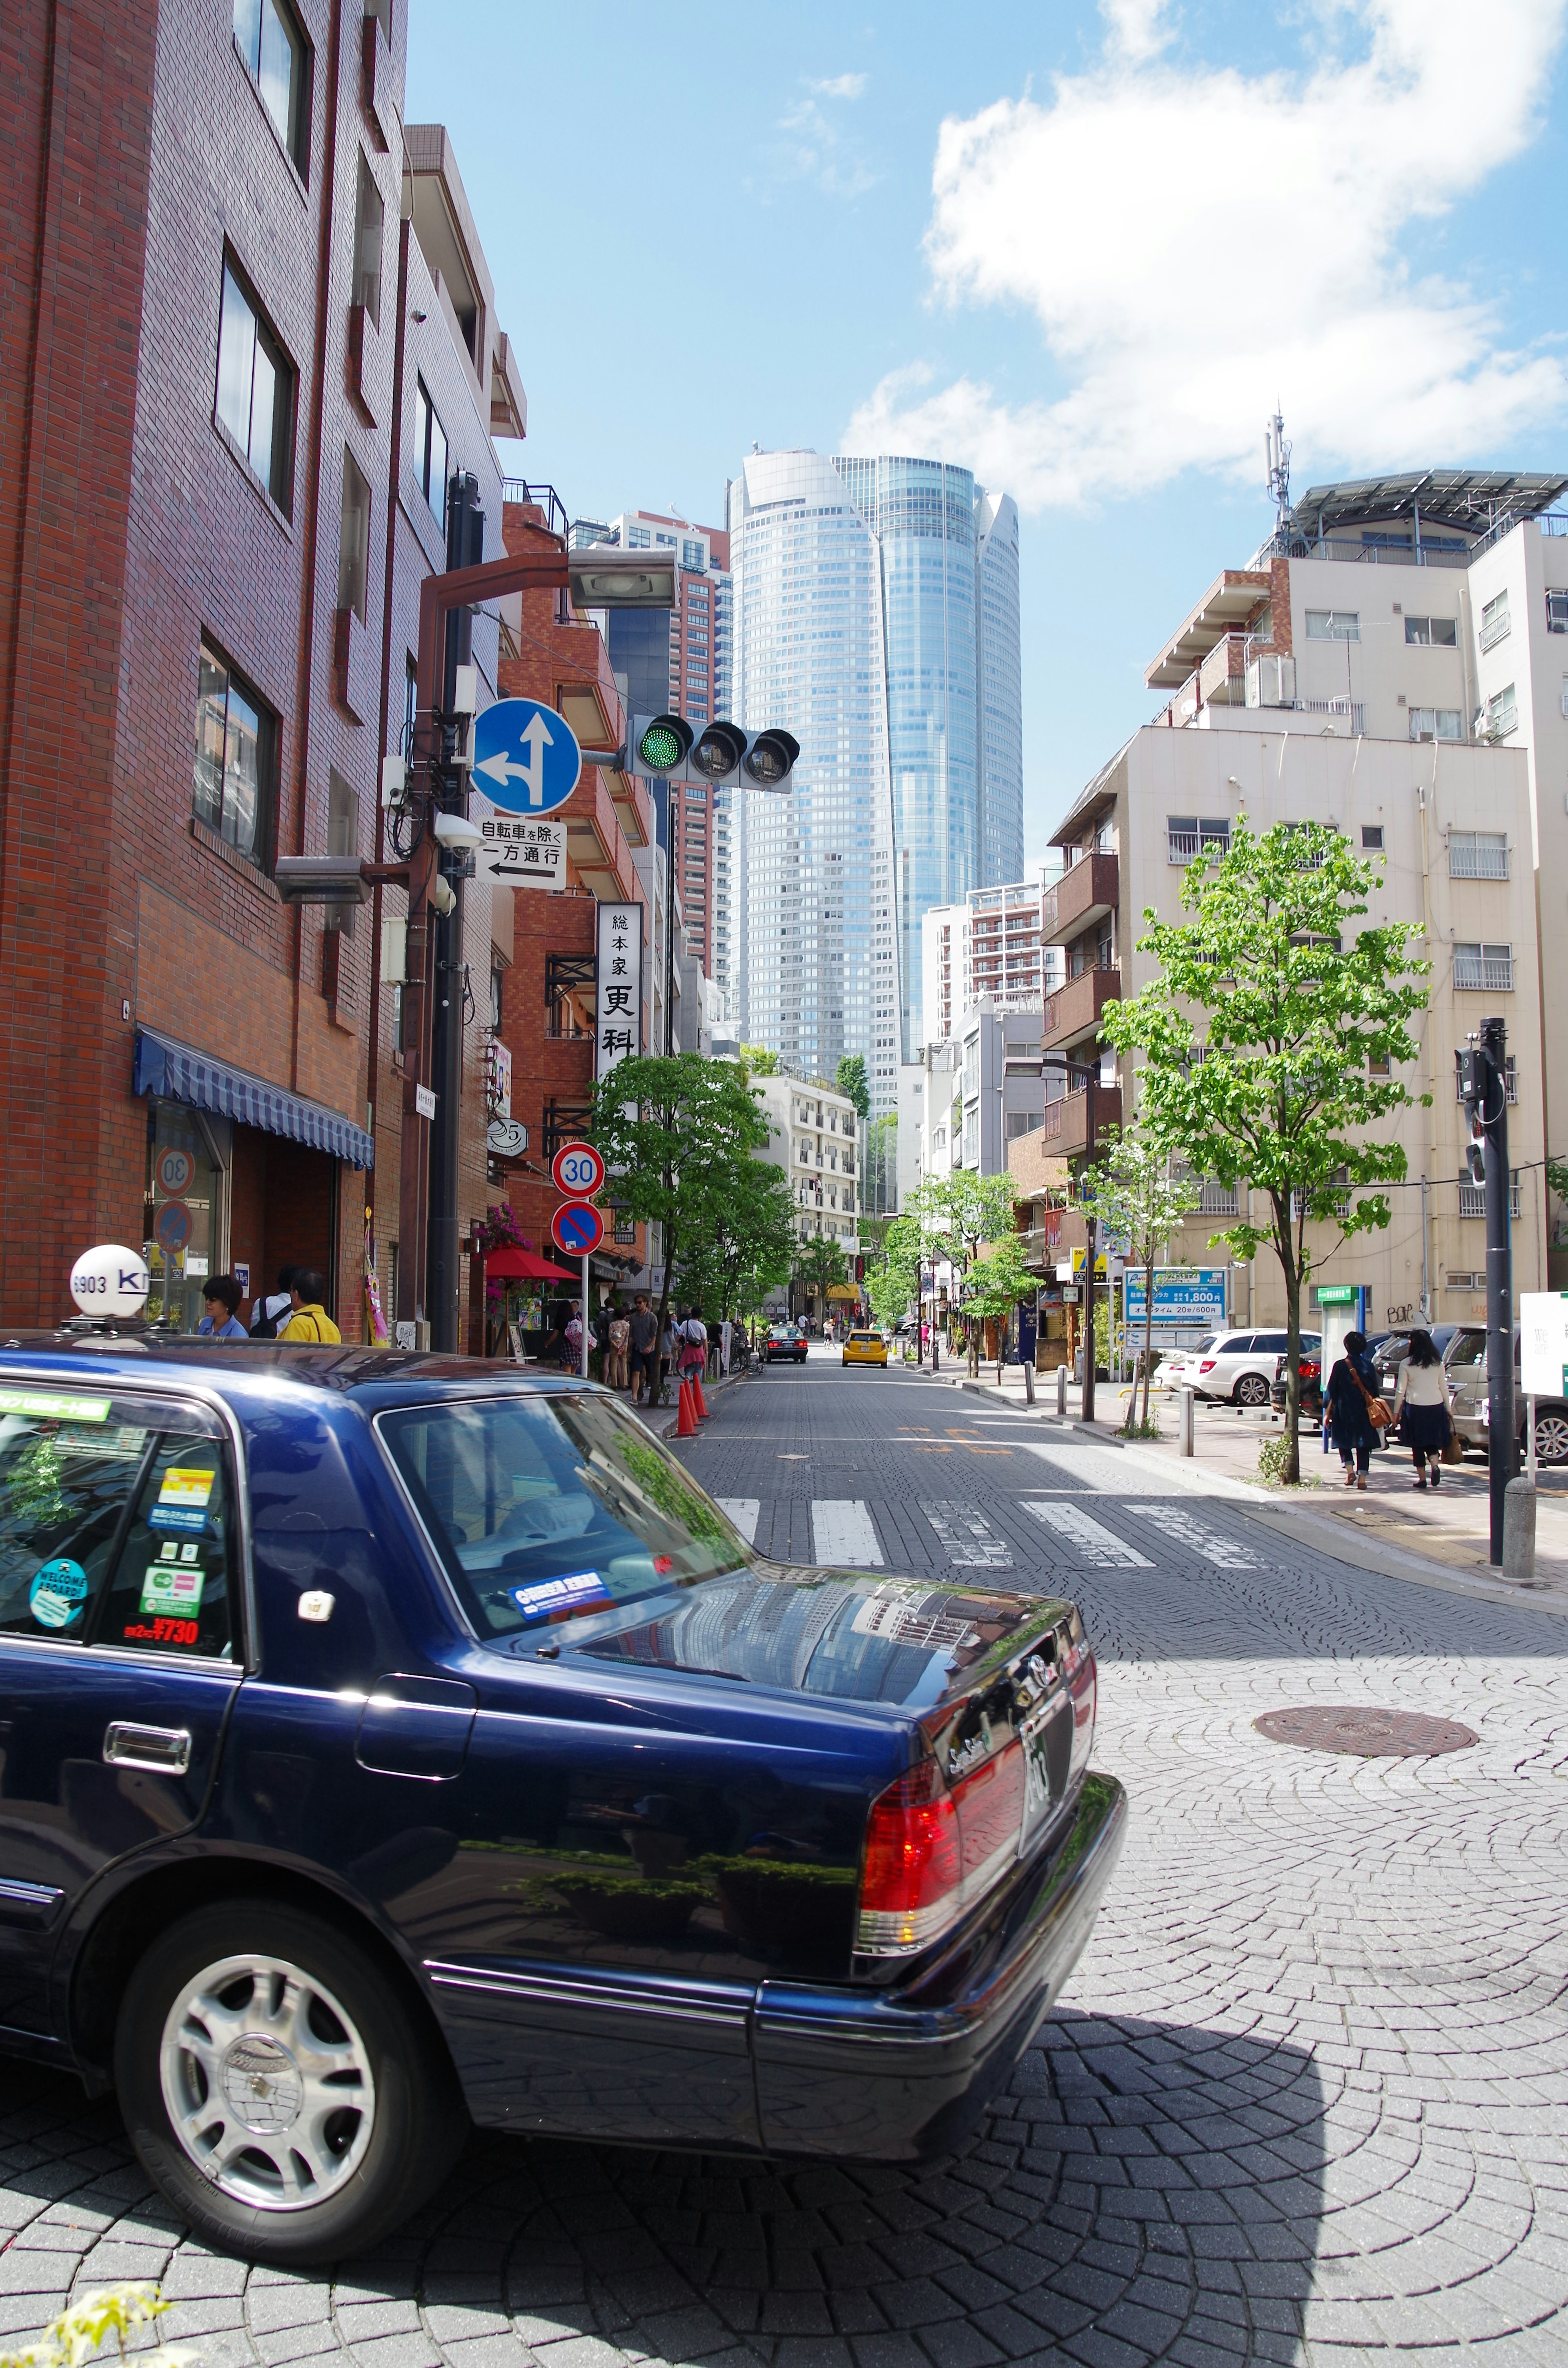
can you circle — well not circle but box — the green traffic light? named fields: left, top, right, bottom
left=639, top=721, right=686, bottom=771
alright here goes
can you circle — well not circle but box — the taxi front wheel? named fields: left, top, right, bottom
left=115, top=1897, right=468, bottom=2264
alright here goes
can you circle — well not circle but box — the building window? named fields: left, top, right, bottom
left=1479, top=591, right=1511, bottom=653
left=1167, top=816, right=1199, bottom=862
left=1361, top=825, right=1384, bottom=850
left=353, top=150, right=384, bottom=325
left=1403, top=616, right=1458, bottom=646
left=326, top=769, right=359, bottom=934
left=1459, top=1168, right=1520, bottom=1220
left=1484, top=685, right=1518, bottom=739
left=626, top=525, right=651, bottom=548
left=1448, top=830, right=1509, bottom=881
left=1305, top=609, right=1360, bottom=641
left=215, top=259, right=294, bottom=511
left=233, top=0, right=310, bottom=172
left=1409, top=708, right=1463, bottom=743
left=682, top=540, right=704, bottom=571
left=1546, top=589, right=1568, bottom=634
left=194, top=640, right=275, bottom=864
left=1453, top=941, right=1513, bottom=992
left=336, top=447, right=372, bottom=622
left=411, top=378, right=448, bottom=531
left=612, top=1206, right=636, bottom=1247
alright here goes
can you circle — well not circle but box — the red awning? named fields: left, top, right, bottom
left=485, top=1246, right=571, bottom=1281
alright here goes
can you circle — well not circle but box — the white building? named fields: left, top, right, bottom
left=752, top=1072, right=862, bottom=1258
left=921, top=865, right=1065, bottom=1049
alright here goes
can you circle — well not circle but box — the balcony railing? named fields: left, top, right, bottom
left=1459, top=1180, right=1521, bottom=1219
left=1042, top=964, right=1120, bottom=1048
left=1041, top=1085, right=1122, bottom=1158
left=1448, top=838, right=1510, bottom=880
left=1040, top=852, right=1118, bottom=943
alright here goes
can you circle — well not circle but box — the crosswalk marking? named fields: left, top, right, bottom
left=811, top=1499, right=884, bottom=1568
left=1125, top=1502, right=1261, bottom=1567
left=921, top=1502, right=1013, bottom=1569
left=716, top=1498, right=760, bottom=1543
left=1020, top=1497, right=1154, bottom=1568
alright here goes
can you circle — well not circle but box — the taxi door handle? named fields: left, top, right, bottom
left=104, top=1722, right=193, bottom=1775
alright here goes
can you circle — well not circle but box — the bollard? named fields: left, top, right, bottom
left=1503, top=1474, right=1537, bottom=1579
left=1056, top=1363, right=1067, bottom=1418
left=1180, top=1387, right=1195, bottom=1458
left=1024, top=1359, right=1035, bottom=1407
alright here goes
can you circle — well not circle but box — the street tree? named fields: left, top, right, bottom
left=739, top=1044, right=779, bottom=1076
left=835, top=1055, right=870, bottom=1120
left=909, top=1171, right=1021, bottom=1373
left=865, top=1209, right=922, bottom=1333
left=675, top=1155, right=797, bottom=1328
left=962, top=1227, right=1032, bottom=1386
left=591, top=1053, right=773, bottom=1392
left=795, top=1233, right=848, bottom=1321
left=1078, top=1130, right=1200, bottom=1432
left=1101, top=818, right=1429, bottom=1481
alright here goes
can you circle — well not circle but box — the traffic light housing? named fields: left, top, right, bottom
left=628, top=712, right=800, bottom=793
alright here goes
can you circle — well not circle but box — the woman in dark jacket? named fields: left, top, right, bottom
left=1325, top=1329, right=1382, bottom=1489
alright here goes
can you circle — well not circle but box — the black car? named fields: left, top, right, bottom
left=0, top=1342, right=1125, bottom=2266
left=765, top=1322, right=808, bottom=1362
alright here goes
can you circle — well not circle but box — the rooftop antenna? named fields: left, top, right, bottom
left=1265, top=408, right=1292, bottom=532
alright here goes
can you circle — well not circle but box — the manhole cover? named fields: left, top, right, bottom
left=1254, top=1706, right=1479, bottom=1756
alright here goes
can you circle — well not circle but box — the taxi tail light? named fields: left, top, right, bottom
left=856, top=1760, right=961, bottom=1955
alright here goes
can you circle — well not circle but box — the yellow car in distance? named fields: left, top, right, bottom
left=842, top=1329, right=889, bottom=1368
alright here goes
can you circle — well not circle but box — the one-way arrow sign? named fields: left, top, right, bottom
left=472, top=698, right=582, bottom=816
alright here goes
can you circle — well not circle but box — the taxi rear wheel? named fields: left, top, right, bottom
left=115, top=1897, right=467, bottom=2264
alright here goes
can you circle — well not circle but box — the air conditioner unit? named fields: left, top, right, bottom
left=1245, top=653, right=1296, bottom=708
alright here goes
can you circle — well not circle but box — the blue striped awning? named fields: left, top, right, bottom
left=133, top=1028, right=374, bottom=1169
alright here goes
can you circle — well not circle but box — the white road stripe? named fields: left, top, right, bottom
left=921, top=1502, right=1014, bottom=1569
left=1125, top=1502, right=1261, bottom=1567
left=811, top=1499, right=884, bottom=1567
left=716, top=1498, right=760, bottom=1543
left=1020, top=1498, right=1154, bottom=1568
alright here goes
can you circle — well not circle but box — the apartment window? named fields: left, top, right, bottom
left=612, top=1207, right=636, bottom=1247
left=326, top=769, right=359, bottom=935
left=353, top=151, right=384, bottom=325
left=682, top=540, right=704, bottom=571
left=411, top=378, right=448, bottom=531
left=1484, top=685, right=1517, bottom=739
left=215, top=259, right=294, bottom=510
left=1448, top=830, right=1509, bottom=881
left=1459, top=1168, right=1521, bottom=1220
left=1546, top=589, right=1568, bottom=634
left=232, top=0, right=310, bottom=171
left=1305, top=609, right=1360, bottom=641
left=1409, top=708, right=1463, bottom=743
left=1361, top=825, right=1384, bottom=850
left=194, top=640, right=275, bottom=864
left=1479, top=591, right=1511, bottom=653
left=626, top=525, right=651, bottom=548
left=336, top=447, right=372, bottom=622
left=1198, top=817, right=1229, bottom=856
left=1453, top=941, right=1513, bottom=992
left=1403, top=616, right=1458, bottom=646
left=1454, top=1052, right=1516, bottom=1104
left=1167, top=815, right=1199, bottom=863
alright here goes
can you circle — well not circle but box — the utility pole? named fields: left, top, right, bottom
left=426, top=471, right=483, bottom=1354
left=1460, top=1017, right=1516, bottom=1563
left=1080, top=1063, right=1098, bottom=1426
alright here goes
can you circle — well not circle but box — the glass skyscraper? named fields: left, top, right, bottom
left=725, top=448, right=1021, bottom=1111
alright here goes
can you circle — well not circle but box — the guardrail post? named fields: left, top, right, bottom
left=1056, top=1364, right=1067, bottom=1418
left=1180, top=1387, right=1195, bottom=1458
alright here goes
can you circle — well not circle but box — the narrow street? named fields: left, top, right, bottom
left=2, top=1351, right=1566, bottom=2365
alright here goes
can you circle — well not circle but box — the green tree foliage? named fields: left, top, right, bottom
left=835, top=1054, right=871, bottom=1120
left=962, top=1229, right=1032, bottom=1385
left=864, top=1209, right=922, bottom=1331
left=1, top=2284, right=192, bottom=2368
left=1078, top=1130, right=1201, bottom=1429
left=591, top=1054, right=773, bottom=1369
left=674, top=1155, right=798, bottom=1323
left=795, top=1233, right=849, bottom=1309
left=1101, top=818, right=1429, bottom=1481
left=738, top=1044, right=778, bottom=1076
left=908, top=1171, right=1022, bottom=1373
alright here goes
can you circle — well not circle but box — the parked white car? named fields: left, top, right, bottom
left=1160, top=1329, right=1321, bottom=1408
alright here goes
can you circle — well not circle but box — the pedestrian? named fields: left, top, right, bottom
left=628, top=1293, right=657, bottom=1405
left=607, top=1304, right=631, bottom=1390
left=1391, top=1328, right=1454, bottom=1489
left=197, top=1275, right=247, bottom=1338
left=564, top=1301, right=584, bottom=1371
left=706, top=1314, right=721, bottom=1380
left=679, top=1307, right=706, bottom=1385
left=250, top=1264, right=297, bottom=1338
left=660, top=1311, right=679, bottom=1400
left=1325, top=1328, right=1385, bottom=1489
left=278, top=1269, right=342, bottom=1344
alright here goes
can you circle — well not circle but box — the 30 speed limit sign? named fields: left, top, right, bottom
left=550, top=1139, right=605, bottom=1197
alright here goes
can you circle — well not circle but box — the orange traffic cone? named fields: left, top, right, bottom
left=676, top=1380, right=697, bottom=1438
left=693, top=1372, right=709, bottom=1420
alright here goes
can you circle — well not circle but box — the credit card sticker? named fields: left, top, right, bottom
left=510, top=1569, right=612, bottom=1621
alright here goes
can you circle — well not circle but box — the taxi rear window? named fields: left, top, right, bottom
left=379, top=1390, right=749, bottom=1639
left=0, top=1388, right=235, bottom=1657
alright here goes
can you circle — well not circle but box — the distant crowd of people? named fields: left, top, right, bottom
left=533, top=1294, right=734, bottom=1403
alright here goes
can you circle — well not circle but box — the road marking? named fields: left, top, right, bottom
left=921, top=1503, right=1013, bottom=1569
left=811, top=1499, right=884, bottom=1567
left=1020, top=1498, right=1154, bottom=1568
left=717, top=1498, right=760, bottom=1543
left=1125, top=1502, right=1262, bottom=1567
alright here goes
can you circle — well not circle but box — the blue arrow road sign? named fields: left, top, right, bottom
left=473, top=698, right=582, bottom=816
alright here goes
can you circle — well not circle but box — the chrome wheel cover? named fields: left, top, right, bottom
left=158, top=1951, right=376, bottom=2211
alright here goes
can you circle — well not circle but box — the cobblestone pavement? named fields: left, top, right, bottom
left=3, top=1359, right=1566, bottom=2366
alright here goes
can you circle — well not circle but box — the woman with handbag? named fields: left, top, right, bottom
left=1325, top=1328, right=1388, bottom=1489
left=1391, top=1328, right=1455, bottom=1489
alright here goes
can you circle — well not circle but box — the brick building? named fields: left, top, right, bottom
left=1, top=0, right=522, bottom=1336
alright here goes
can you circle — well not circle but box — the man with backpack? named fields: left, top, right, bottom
left=250, top=1266, right=298, bottom=1338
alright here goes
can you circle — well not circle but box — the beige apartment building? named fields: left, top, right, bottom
left=1016, top=468, right=1566, bottom=1331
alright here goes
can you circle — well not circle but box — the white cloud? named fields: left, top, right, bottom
left=779, top=72, right=877, bottom=198
left=810, top=71, right=867, bottom=98
left=848, top=1, right=1568, bottom=507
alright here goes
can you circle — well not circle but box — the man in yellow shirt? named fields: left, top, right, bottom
left=279, top=1269, right=343, bottom=1344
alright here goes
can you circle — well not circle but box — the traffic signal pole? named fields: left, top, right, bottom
left=1482, top=1015, right=1516, bottom=1563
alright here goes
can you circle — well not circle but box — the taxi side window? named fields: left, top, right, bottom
left=0, top=1390, right=234, bottom=1658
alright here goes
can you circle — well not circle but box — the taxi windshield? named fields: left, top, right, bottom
left=378, top=1391, right=749, bottom=1638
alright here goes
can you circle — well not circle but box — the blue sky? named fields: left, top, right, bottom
left=408, top=0, right=1568, bottom=858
